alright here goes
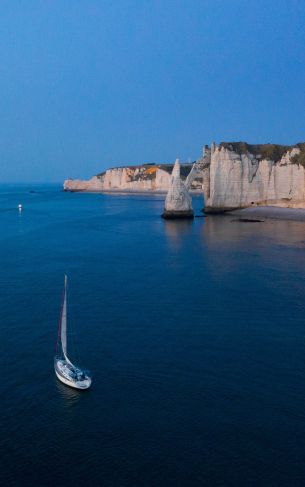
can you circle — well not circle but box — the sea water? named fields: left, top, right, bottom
left=1, top=185, right=305, bottom=486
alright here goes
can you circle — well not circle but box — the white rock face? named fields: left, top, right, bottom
left=63, top=163, right=204, bottom=192
left=64, top=166, right=173, bottom=192
left=164, top=159, right=193, bottom=213
left=205, top=145, right=305, bottom=210
left=155, top=168, right=172, bottom=190
left=63, top=176, right=103, bottom=191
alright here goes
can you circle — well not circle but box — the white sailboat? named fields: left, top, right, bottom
left=54, top=275, right=92, bottom=390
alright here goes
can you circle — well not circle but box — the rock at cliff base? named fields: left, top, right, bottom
left=162, top=159, right=194, bottom=219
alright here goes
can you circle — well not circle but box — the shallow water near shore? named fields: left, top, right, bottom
left=1, top=185, right=305, bottom=486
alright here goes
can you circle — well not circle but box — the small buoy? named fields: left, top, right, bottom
left=18, top=204, right=22, bottom=211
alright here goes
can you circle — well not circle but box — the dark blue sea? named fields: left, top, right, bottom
left=1, top=185, right=305, bottom=486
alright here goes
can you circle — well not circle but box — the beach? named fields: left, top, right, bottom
left=229, top=206, right=305, bottom=222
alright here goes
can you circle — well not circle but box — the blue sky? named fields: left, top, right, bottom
left=1, top=0, right=305, bottom=182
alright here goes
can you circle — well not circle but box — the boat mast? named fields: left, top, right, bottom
left=55, top=275, right=71, bottom=365
left=56, top=276, right=65, bottom=355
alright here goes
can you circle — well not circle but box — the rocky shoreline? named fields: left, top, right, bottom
left=228, top=206, right=305, bottom=222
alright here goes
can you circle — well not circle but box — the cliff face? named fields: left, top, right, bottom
left=63, top=142, right=305, bottom=208
left=64, top=163, right=202, bottom=192
left=64, top=176, right=104, bottom=191
left=99, top=166, right=171, bottom=191
left=204, top=143, right=305, bottom=212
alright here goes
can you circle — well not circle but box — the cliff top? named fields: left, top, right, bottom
left=292, top=143, right=305, bottom=166
left=97, top=162, right=195, bottom=178
left=219, top=141, right=305, bottom=163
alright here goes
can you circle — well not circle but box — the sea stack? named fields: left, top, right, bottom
left=162, top=159, right=194, bottom=219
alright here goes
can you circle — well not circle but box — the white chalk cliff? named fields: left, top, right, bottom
left=64, top=164, right=202, bottom=192
left=203, top=142, right=305, bottom=211
left=63, top=142, right=305, bottom=211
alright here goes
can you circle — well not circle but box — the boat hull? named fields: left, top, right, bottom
left=55, top=369, right=91, bottom=389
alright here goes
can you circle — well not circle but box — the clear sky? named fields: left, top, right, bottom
left=1, top=0, right=305, bottom=182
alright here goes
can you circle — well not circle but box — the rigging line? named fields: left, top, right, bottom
left=55, top=278, right=66, bottom=355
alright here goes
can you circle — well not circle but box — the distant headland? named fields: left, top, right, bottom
left=64, top=141, right=305, bottom=212
left=64, top=162, right=203, bottom=193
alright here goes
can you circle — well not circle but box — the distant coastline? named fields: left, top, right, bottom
left=64, top=187, right=202, bottom=195
left=64, top=141, right=305, bottom=215
left=64, top=162, right=203, bottom=193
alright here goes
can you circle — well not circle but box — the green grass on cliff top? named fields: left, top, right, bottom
left=97, top=163, right=194, bottom=179
left=220, top=141, right=305, bottom=165
left=292, top=143, right=305, bottom=167
left=96, top=143, right=305, bottom=177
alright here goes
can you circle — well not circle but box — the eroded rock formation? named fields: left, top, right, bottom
left=162, top=159, right=194, bottom=219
